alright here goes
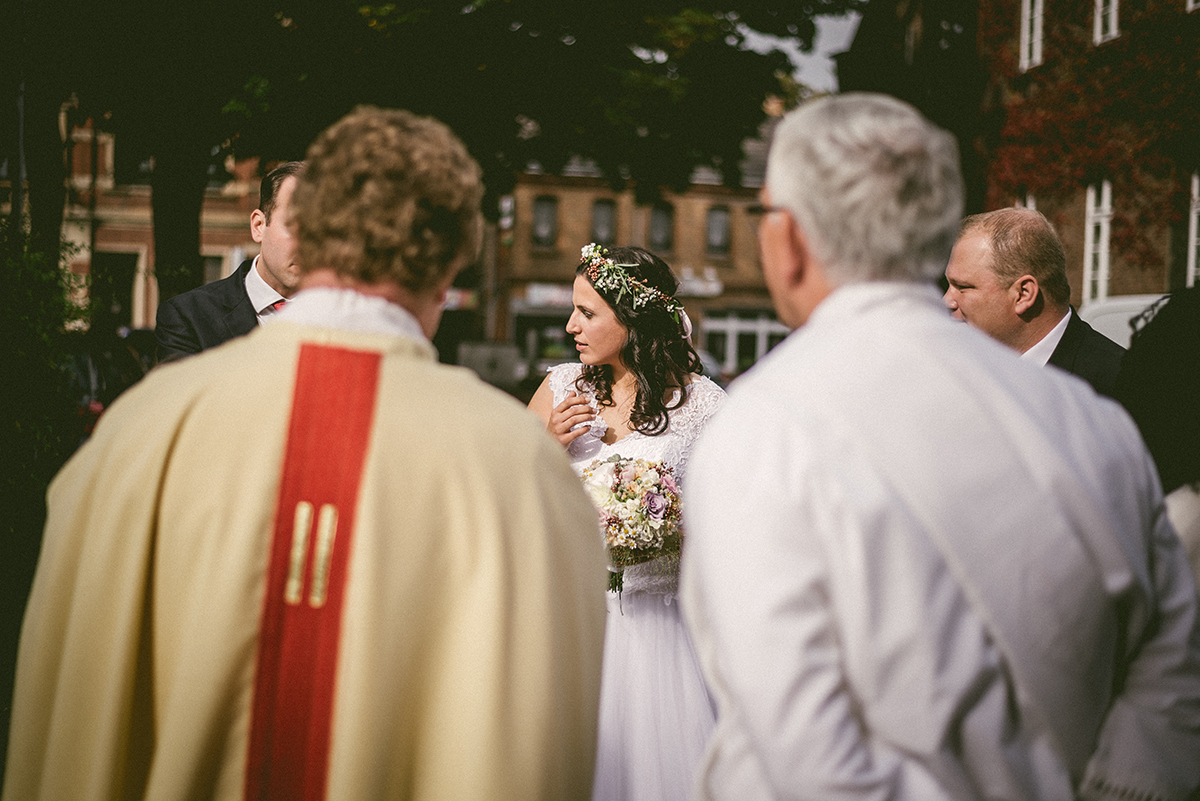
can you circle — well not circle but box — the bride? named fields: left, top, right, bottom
left=529, top=244, right=726, bottom=801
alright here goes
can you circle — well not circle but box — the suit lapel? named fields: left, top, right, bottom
left=1047, top=310, right=1083, bottom=372
left=221, top=260, right=260, bottom=340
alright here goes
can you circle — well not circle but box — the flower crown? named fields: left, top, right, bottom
left=579, top=243, right=685, bottom=320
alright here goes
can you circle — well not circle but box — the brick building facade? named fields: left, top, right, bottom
left=497, top=128, right=787, bottom=385
left=4, top=112, right=789, bottom=383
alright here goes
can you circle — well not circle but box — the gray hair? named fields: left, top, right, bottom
left=765, top=93, right=963, bottom=285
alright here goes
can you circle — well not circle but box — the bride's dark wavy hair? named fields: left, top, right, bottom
left=575, top=246, right=702, bottom=436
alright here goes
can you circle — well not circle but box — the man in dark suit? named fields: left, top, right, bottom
left=155, top=161, right=304, bottom=363
left=943, top=207, right=1124, bottom=396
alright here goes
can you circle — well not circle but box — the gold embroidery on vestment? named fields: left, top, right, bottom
left=285, top=501, right=314, bottom=605
left=309, top=504, right=339, bottom=607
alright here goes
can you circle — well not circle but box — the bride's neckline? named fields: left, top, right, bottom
left=592, top=379, right=700, bottom=446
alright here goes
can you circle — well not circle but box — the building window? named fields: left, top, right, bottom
left=89, top=252, right=140, bottom=330
left=1187, top=172, right=1199, bottom=287
left=649, top=203, right=674, bottom=252
left=706, top=206, right=730, bottom=257
left=1019, top=0, right=1044, bottom=70
left=1094, top=0, right=1119, bottom=43
left=203, top=255, right=225, bottom=285
left=591, top=199, right=616, bottom=246
left=1016, top=192, right=1037, bottom=210
left=1190, top=0, right=1200, bottom=12
left=532, top=195, right=558, bottom=248
left=1084, top=180, right=1113, bottom=304
left=498, top=195, right=514, bottom=231
left=703, top=311, right=790, bottom=377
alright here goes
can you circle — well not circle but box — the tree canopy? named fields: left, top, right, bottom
left=233, top=0, right=860, bottom=200
left=5, top=0, right=863, bottom=294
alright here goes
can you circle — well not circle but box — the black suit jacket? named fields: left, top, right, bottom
left=1047, top=309, right=1125, bottom=398
left=155, top=259, right=259, bottom=364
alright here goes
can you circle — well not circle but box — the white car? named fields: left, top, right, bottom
left=1077, top=294, right=1168, bottom=349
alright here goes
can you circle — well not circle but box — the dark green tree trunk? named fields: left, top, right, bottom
left=24, top=82, right=66, bottom=262
left=150, top=129, right=211, bottom=301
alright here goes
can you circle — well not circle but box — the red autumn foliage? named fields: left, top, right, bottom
left=977, top=0, right=1199, bottom=269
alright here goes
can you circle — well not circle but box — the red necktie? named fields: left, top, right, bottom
left=270, top=300, right=287, bottom=312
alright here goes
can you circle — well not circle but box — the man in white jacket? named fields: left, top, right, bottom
left=681, top=93, right=1200, bottom=800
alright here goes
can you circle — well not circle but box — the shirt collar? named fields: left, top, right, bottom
left=245, top=255, right=286, bottom=317
left=807, top=281, right=946, bottom=330
left=1021, top=309, right=1071, bottom=366
left=268, top=286, right=429, bottom=342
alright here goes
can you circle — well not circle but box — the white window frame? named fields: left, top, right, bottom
left=1187, top=172, right=1199, bottom=287
left=1189, top=0, right=1199, bottom=13
left=1016, top=192, right=1037, bottom=211
left=1094, top=0, right=1119, bottom=43
left=1084, top=180, right=1113, bottom=304
left=703, top=312, right=789, bottom=377
left=1020, top=0, right=1044, bottom=70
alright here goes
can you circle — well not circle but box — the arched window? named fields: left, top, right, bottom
left=649, top=203, right=674, bottom=252
left=532, top=195, right=559, bottom=248
left=591, top=199, right=616, bottom=246
left=706, top=206, right=730, bottom=256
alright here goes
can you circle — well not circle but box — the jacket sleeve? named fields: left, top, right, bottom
left=155, top=297, right=201, bottom=364
left=1081, top=473, right=1200, bottom=801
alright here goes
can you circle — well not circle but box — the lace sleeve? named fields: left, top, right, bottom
left=670, top=377, right=727, bottom=488
left=546, top=362, right=584, bottom=406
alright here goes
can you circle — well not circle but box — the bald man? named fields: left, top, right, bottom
left=944, top=207, right=1124, bottom=396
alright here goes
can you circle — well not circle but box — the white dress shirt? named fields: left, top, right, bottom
left=682, top=283, right=1200, bottom=801
left=244, top=255, right=287, bottom=322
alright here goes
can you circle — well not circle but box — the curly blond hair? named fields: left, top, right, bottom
left=291, top=106, right=484, bottom=292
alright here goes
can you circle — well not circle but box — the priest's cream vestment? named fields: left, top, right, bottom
left=3, top=290, right=607, bottom=801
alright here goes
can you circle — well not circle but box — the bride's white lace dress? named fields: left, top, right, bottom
left=548, top=363, right=726, bottom=801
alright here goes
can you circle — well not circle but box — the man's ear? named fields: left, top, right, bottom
left=760, top=210, right=808, bottom=289
left=1012, top=275, right=1040, bottom=315
left=250, top=209, right=267, bottom=244
left=762, top=210, right=834, bottom=328
left=784, top=213, right=812, bottom=289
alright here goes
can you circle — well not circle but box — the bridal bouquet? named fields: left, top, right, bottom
left=580, top=455, right=683, bottom=592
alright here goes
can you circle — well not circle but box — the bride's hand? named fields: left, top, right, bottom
left=548, top=391, right=595, bottom=446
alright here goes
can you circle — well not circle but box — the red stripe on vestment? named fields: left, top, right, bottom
left=245, top=343, right=381, bottom=801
